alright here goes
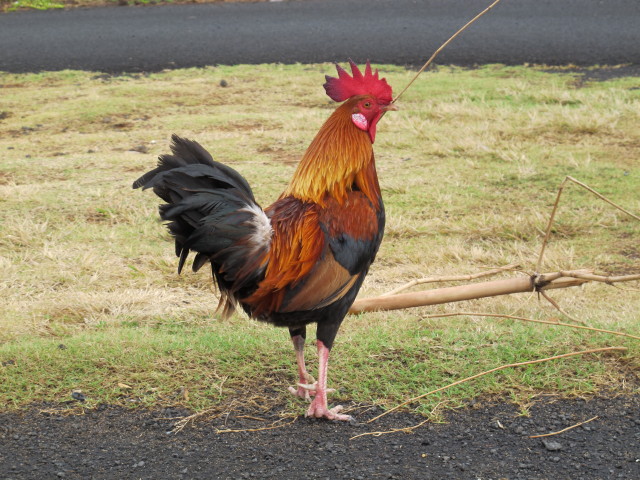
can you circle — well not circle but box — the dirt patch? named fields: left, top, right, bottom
left=0, top=171, right=15, bottom=185
left=258, top=145, right=299, bottom=165
left=1, top=394, right=638, bottom=479
left=220, top=121, right=266, bottom=132
left=543, top=65, right=640, bottom=86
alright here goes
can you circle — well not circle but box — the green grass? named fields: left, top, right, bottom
left=1, top=0, right=265, bottom=13
left=4, top=0, right=64, bottom=10
left=0, top=64, right=639, bottom=418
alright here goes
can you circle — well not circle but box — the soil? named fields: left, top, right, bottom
left=1, top=394, right=639, bottom=479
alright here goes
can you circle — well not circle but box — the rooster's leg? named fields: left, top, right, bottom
left=287, top=328, right=316, bottom=400
left=305, top=340, right=352, bottom=421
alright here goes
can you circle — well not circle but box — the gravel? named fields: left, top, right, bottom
left=1, top=394, right=639, bottom=479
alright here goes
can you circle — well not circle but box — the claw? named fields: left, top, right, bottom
left=289, top=380, right=317, bottom=401
left=289, top=385, right=312, bottom=401
left=295, top=382, right=335, bottom=394
left=306, top=403, right=353, bottom=422
left=297, top=382, right=318, bottom=391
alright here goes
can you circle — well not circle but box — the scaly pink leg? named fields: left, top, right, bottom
left=305, top=340, right=352, bottom=421
left=287, top=335, right=316, bottom=400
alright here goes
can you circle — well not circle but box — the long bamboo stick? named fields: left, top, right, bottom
left=349, top=271, right=593, bottom=314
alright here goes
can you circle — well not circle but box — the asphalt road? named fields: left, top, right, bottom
left=1, top=0, right=639, bottom=73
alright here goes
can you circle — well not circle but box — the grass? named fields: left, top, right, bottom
left=1, top=0, right=267, bottom=13
left=4, top=0, right=64, bottom=10
left=0, top=64, right=639, bottom=418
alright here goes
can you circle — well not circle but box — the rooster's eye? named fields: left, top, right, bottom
left=363, top=102, right=371, bottom=108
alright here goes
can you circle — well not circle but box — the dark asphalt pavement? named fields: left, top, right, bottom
left=0, top=0, right=639, bottom=73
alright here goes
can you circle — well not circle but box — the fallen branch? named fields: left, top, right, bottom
left=350, top=268, right=639, bottom=314
left=350, top=270, right=587, bottom=314
left=352, top=175, right=639, bottom=315
left=366, top=346, right=627, bottom=425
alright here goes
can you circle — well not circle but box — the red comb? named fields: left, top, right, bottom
left=323, top=60, right=393, bottom=104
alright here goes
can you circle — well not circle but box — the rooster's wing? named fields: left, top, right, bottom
left=243, top=192, right=383, bottom=317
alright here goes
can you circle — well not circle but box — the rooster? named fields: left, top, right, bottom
left=133, top=61, right=395, bottom=421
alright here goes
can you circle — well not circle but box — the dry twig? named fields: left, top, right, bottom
left=536, top=176, right=640, bottom=272
left=216, top=416, right=297, bottom=434
left=172, top=408, right=222, bottom=434
left=350, top=401, right=445, bottom=440
left=392, top=0, right=504, bottom=103
left=381, top=263, right=520, bottom=296
left=350, top=418, right=431, bottom=441
left=539, top=290, right=586, bottom=326
left=529, top=415, right=599, bottom=439
left=560, top=271, right=640, bottom=284
left=367, top=347, right=627, bottom=424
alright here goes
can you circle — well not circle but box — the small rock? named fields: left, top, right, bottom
left=542, top=439, right=563, bottom=452
left=71, top=391, right=86, bottom=402
left=130, top=145, right=149, bottom=154
left=220, top=79, right=228, bottom=87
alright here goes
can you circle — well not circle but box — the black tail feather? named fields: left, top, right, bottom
left=133, top=135, right=271, bottom=315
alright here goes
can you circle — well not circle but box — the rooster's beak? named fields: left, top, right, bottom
left=382, top=103, right=398, bottom=112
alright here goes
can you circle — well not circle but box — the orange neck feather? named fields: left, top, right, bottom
left=283, top=99, right=379, bottom=207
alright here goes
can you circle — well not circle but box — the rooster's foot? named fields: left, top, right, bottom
left=305, top=401, right=352, bottom=422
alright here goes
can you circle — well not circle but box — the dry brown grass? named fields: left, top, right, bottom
left=0, top=64, right=638, bottom=412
